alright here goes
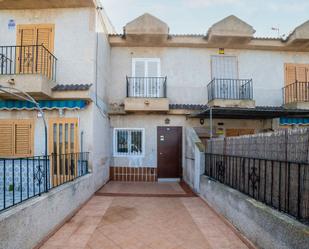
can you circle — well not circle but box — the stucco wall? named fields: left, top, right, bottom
left=0, top=173, right=108, bottom=249
left=199, top=175, right=309, bottom=249
left=0, top=8, right=96, bottom=85
left=109, top=47, right=309, bottom=106
left=94, top=9, right=112, bottom=103
left=110, top=114, right=271, bottom=168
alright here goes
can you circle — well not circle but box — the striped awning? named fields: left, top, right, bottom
left=280, top=117, right=309, bottom=125
left=0, top=100, right=88, bottom=110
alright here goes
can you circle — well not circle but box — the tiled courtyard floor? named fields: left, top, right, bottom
left=39, top=182, right=254, bottom=249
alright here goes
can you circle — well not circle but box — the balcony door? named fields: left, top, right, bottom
left=211, top=56, right=241, bottom=98
left=16, top=24, right=54, bottom=77
left=132, top=58, right=161, bottom=97
left=211, top=55, right=238, bottom=79
left=284, top=63, right=309, bottom=103
left=48, top=118, right=79, bottom=187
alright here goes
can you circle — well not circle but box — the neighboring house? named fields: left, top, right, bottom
left=108, top=13, right=309, bottom=181
left=0, top=0, right=113, bottom=191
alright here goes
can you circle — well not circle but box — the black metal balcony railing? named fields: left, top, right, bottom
left=0, top=152, right=89, bottom=212
left=126, top=76, right=167, bottom=98
left=283, top=81, right=309, bottom=104
left=207, top=78, right=253, bottom=102
left=205, top=153, right=309, bottom=224
left=0, top=45, right=57, bottom=81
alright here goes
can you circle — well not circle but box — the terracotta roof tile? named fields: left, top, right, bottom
left=52, top=84, right=92, bottom=91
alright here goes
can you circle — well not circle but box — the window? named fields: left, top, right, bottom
left=285, top=63, right=309, bottom=85
left=17, top=24, right=55, bottom=76
left=131, top=58, right=161, bottom=97
left=113, top=128, right=144, bottom=157
left=211, top=55, right=238, bottom=79
left=49, top=118, right=79, bottom=187
left=0, top=119, right=34, bottom=157
left=132, top=58, right=160, bottom=77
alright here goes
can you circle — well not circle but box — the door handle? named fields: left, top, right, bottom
left=159, top=152, right=163, bottom=155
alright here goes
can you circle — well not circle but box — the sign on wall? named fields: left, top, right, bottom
left=8, top=19, right=15, bottom=30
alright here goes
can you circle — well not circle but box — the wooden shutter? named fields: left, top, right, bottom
left=14, top=121, right=33, bottom=157
left=36, top=25, right=54, bottom=77
left=17, top=25, right=36, bottom=46
left=285, top=63, right=309, bottom=85
left=296, top=66, right=308, bottom=82
left=0, top=120, right=33, bottom=157
left=285, top=64, right=296, bottom=86
left=16, top=24, right=54, bottom=77
left=36, top=25, right=54, bottom=52
left=17, top=25, right=36, bottom=74
left=0, top=121, right=14, bottom=156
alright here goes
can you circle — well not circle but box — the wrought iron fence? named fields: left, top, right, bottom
left=0, top=152, right=89, bottom=212
left=0, top=45, right=57, bottom=81
left=207, top=78, right=253, bottom=101
left=126, top=76, right=167, bottom=98
left=205, top=153, right=309, bottom=224
left=283, top=81, right=309, bottom=104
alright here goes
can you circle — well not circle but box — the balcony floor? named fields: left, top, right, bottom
left=39, top=181, right=254, bottom=249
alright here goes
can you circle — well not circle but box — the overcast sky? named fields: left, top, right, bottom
left=101, top=0, right=309, bottom=38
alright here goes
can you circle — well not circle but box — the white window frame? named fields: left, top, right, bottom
left=113, top=128, right=145, bottom=157
left=131, top=58, right=162, bottom=98
left=210, top=55, right=239, bottom=79
left=132, top=58, right=161, bottom=77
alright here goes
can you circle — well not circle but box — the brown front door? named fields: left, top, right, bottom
left=157, top=126, right=182, bottom=179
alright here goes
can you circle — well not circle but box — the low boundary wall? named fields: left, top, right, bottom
left=0, top=173, right=108, bottom=249
left=199, top=175, right=309, bottom=249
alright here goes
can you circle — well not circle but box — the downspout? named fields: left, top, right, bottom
left=95, top=8, right=99, bottom=105
left=94, top=6, right=108, bottom=119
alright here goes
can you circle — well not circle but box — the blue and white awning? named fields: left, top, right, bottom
left=280, top=117, right=309, bottom=125
left=0, top=100, right=88, bottom=110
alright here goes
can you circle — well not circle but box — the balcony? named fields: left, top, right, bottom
left=0, top=45, right=57, bottom=98
left=0, top=0, right=95, bottom=9
left=207, top=78, right=255, bottom=108
left=283, top=81, right=309, bottom=109
left=124, top=76, right=169, bottom=112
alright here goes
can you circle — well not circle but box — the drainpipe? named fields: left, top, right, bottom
left=209, top=107, right=213, bottom=153
left=94, top=9, right=99, bottom=105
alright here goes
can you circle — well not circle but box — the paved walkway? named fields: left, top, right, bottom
left=39, top=182, right=253, bottom=249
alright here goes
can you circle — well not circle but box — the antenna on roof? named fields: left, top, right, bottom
left=271, top=26, right=280, bottom=38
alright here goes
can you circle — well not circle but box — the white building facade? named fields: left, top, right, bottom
left=107, top=14, right=309, bottom=181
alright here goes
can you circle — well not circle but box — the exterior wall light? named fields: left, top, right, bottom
left=200, top=118, right=204, bottom=125
left=59, top=109, right=64, bottom=117
left=165, top=118, right=170, bottom=124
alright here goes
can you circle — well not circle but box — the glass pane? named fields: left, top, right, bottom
left=147, top=61, right=159, bottom=77
left=70, top=123, right=74, bottom=153
left=65, top=124, right=69, bottom=175
left=59, top=124, right=63, bottom=174
left=70, top=124, right=75, bottom=176
left=65, top=124, right=68, bottom=153
left=134, top=61, right=145, bottom=77
left=117, top=130, right=128, bottom=154
left=53, top=124, right=57, bottom=174
left=130, top=130, right=142, bottom=155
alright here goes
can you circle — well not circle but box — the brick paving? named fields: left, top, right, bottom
left=39, top=182, right=254, bottom=249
